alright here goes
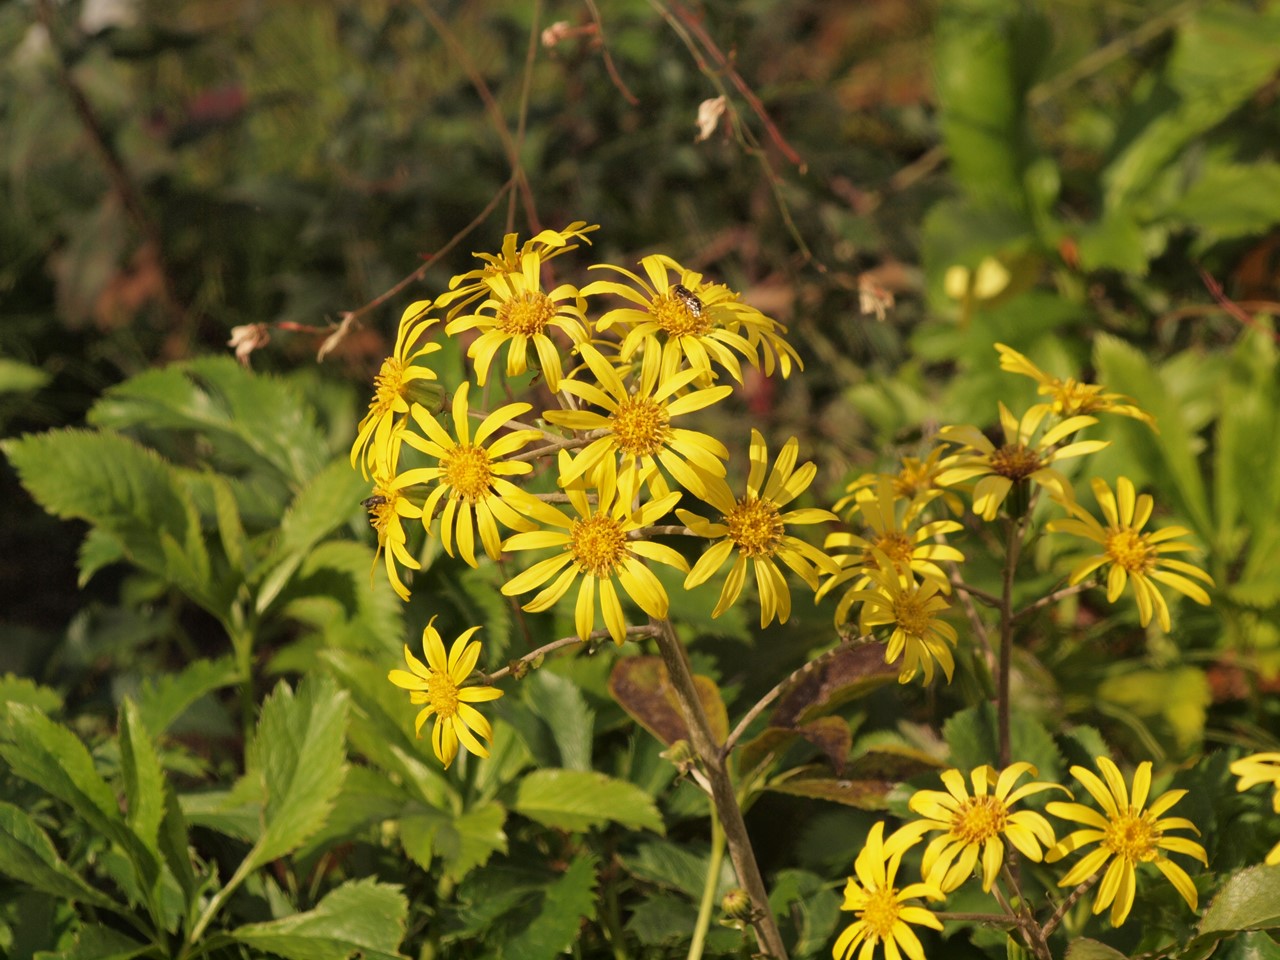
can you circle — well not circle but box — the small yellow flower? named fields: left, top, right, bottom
left=936, top=402, right=1109, bottom=520
left=581, top=254, right=799, bottom=384
left=895, top=763, right=1063, bottom=892
left=436, top=222, right=598, bottom=319
left=818, top=475, right=964, bottom=613
left=501, top=462, right=689, bottom=644
left=444, top=250, right=589, bottom=391
left=543, top=342, right=731, bottom=502
left=364, top=438, right=421, bottom=602
left=836, top=448, right=965, bottom=517
left=388, top=618, right=503, bottom=768
left=832, top=822, right=944, bottom=960
left=995, top=343, right=1156, bottom=429
left=1046, top=476, right=1214, bottom=631
left=392, top=381, right=550, bottom=568
left=679, top=430, right=838, bottom=627
left=1046, top=757, right=1208, bottom=926
left=351, top=301, right=442, bottom=478
left=838, top=553, right=958, bottom=685
left=1229, top=752, right=1280, bottom=865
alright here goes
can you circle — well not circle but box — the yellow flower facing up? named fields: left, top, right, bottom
left=838, top=553, right=957, bottom=685
left=435, top=222, right=599, bottom=319
left=895, top=763, right=1063, bottom=892
left=995, top=343, right=1156, bottom=430
left=1046, top=476, right=1214, bottom=631
left=936, top=402, right=1109, bottom=521
left=832, top=822, right=944, bottom=960
left=388, top=618, right=503, bottom=768
left=351, top=302, right=443, bottom=478
left=392, top=381, right=550, bottom=568
left=1046, top=757, right=1208, bottom=927
left=444, top=250, right=589, bottom=391
left=818, top=475, right=964, bottom=615
left=581, top=254, right=799, bottom=384
left=543, top=342, right=731, bottom=503
left=501, top=461, right=689, bottom=644
left=1229, top=752, right=1280, bottom=865
left=679, top=430, right=838, bottom=627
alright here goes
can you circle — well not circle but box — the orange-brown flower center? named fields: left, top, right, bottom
left=570, top=514, right=630, bottom=577
left=891, top=588, right=932, bottom=638
left=725, top=496, right=784, bottom=557
left=875, top=531, right=915, bottom=567
left=653, top=291, right=713, bottom=337
left=498, top=291, right=556, bottom=336
left=989, top=443, right=1042, bottom=480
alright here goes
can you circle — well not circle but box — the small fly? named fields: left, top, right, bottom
left=361, top=495, right=388, bottom=510
left=671, top=283, right=705, bottom=320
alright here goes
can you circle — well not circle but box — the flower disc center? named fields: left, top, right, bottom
left=990, top=443, right=1042, bottom=480
left=441, top=444, right=493, bottom=502
left=725, top=496, right=784, bottom=558
left=570, top=515, right=629, bottom=577
left=653, top=292, right=712, bottom=337
left=1105, top=528, right=1153, bottom=573
left=498, top=291, right=555, bottom=336
left=426, top=672, right=460, bottom=719
left=610, top=395, right=669, bottom=456
left=954, top=795, right=1008, bottom=844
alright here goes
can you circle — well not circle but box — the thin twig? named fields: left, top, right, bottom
left=583, top=0, right=639, bottom=105
left=1197, top=267, right=1280, bottom=344
left=480, top=624, right=658, bottom=682
left=1013, top=582, right=1086, bottom=622
left=953, top=580, right=1002, bottom=609
left=1041, top=873, right=1100, bottom=938
left=997, top=516, right=1026, bottom=769
left=513, top=432, right=596, bottom=462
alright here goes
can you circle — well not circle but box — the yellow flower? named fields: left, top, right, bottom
left=895, top=763, right=1063, bottom=892
left=838, top=553, right=957, bottom=684
left=818, top=475, right=964, bottom=613
left=444, top=250, right=589, bottom=391
left=388, top=618, right=503, bottom=768
left=1046, top=757, right=1208, bottom=926
left=936, top=402, right=1109, bottom=520
left=836, top=448, right=965, bottom=517
left=435, top=222, right=599, bottom=319
left=580, top=254, right=799, bottom=384
left=679, top=430, right=838, bottom=627
left=543, top=342, right=731, bottom=503
left=500, top=462, right=689, bottom=644
left=995, top=343, right=1156, bottom=429
left=1046, top=476, right=1214, bottom=631
left=363, top=437, right=421, bottom=602
left=1229, top=752, right=1280, bottom=865
left=832, top=821, right=944, bottom=960
left=392, top=381, right=550, bottom=568
left=351, top=301, right=443, bottom=478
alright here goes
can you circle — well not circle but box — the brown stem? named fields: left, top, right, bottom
left=480, top=625, right=657, bottom=683
left=1041, top=873, right=1100, bottom=939
left=651, top=619, right=789, bottom=959
left=1013, top=582, right=1086, bottom=622
left=953, top=580, right=1002, bottom=608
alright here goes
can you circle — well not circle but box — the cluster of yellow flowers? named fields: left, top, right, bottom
left=834, top=758, right=1208, bottom=960
left=355, top=224, right=827, bottom=766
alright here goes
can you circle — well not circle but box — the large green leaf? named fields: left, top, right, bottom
left=512, top=769, right=664, bottom=834
left=503, top=855, right=597, bottom=960
left=134, top=656, right=241, bottom=736
left=1199, top=864, right=1280, bottom=934
left=0, top=802, right=121, bottom=910
left=239, top=675, right=349, bottom=871
left=522, top=671, right=594, bottom=772
left=621, top=839, right=731, bottom=900
left=1165, top=163, right=1280, bottom=250
left=119, top=698, right=166, bottom=856
left=400, top=800, right=508, bottom=884
left=33, top=923, right=149, bottom=960
left=1066, top=940, right=1129, bottom=960
left=231, top=878, right=409, bottom=960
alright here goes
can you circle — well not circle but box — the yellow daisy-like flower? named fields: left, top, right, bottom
left=435, top=222, right=598, bottom=319
left=580, top=254, right=799, bottom=384
left=895, top=763, right=1063, bottom=892
left=363, top=438, right=421, bottom=602
left=350, top=301, right=443, bottom=478
left=1045, top=757, right=1208, bottom=927
left=500, top=463, right=689, bottom=644
left=1229, top=753, right=1280, bottom=865
left=935, top=402, right=1109, bottom=521
left=995, top=343, right=1157, bottom=430
left=391, top=381, right=550, bottom=568
left=836, top=449, right=966, bottom=517
left=818, top=475, right=965, bottom=613
left=839, top=553, right=958, bottom=685
left=832, top=821, right=944, bottom=960
left=444, top=250, right=589, bottom=391
left=387, top=618, right=504, bottom=768
left=543, top=342, right=731, bottom=503
left=1046, top=476, right=1214, bottom=631
left=679, top=430, right=838, bottom=627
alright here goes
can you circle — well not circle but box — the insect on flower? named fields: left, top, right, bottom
left=671, top=283, right=705, bottom=320
left=362, top=495, right=389, bottom=510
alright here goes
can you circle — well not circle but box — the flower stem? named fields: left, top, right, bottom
left=651, top=618, right=789, bottom=959
left=687, top=810, right=725, bottom=960
left=998, top=516, right=1024, bottom=768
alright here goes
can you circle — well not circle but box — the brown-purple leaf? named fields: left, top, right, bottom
left=770, top=643, right=897, bottom=726
left=609, top=657, right=728, bottom=747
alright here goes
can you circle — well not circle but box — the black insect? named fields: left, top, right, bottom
left=361, top=495, right=388, bottom=510
left=671, top=283, right=705, bottom=320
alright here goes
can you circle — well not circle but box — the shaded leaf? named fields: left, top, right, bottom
left=609, top=656, right=728, bottom=746
left=1066, top=939, right=1129, bottom=960
left=134, top=656, right=241, bottom=736
left=33, top=923, right=148, bottom=960
left=770, top=643, right=898, bottom=726
left=0, top=802, right=120, bottom=910
left=620, top=839, right=731, bottom=900
left=503, top=855, right=597, bottom=960
left=764, top=767, right=898, bottom=810
left=232, top=878, right=409, bottom=960
left=523, top=670, right=594, bottom=771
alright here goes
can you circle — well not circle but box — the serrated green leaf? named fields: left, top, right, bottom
left=119, top=699, right=165, bottom=855
left=1166, top=163, right=1280, bottom=249
left=77, top=528, right=129, bottom=586
left=134, top=656, right=241, bottom=736
left=770, top=869, right=842, bottom=960
left=0, top=802, right=121, bottom=910
left=523, top=671, right=593, bottom=771
left=231, top=878, right=409, bottom=960
left=240, top=675, right=349, bottom=871
left=158, top=782, right=198, bottom=907
left=0, top=357, right=51, bottom=394
left=943, top=703, right=1062, bottom=782
left=513, top=769, right=664, bottom=834
left=503, top=855, right=597, bottom=960
left=1066, top=939, right=1129, bottom=960
left=1200, top=864, right=1280, bottom=934
left=621, top=839, right=729, bottom=900
left=1074, top=212, right=1149, bottom=274
left=277, top=458, right=372, bottom=557
left=32, top=923, right=149, bottom=960
left=209, top=472, right=249, bottom=574
left=0, top=674, right=63, bottom=714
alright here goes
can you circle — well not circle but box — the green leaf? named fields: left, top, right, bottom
left=943, top=703, right=1062, bottom=782
left=240, top=675, right=349, bottom=871
left=209, top=472, right=249, bottom=574
left=0, top=357, right=51, bottom=394
left=1074, top=211, right=1150, bottom=275
left=33, top=923, right=149, bottom=960
left=134, top=656, right=241, bottom=736
left=523, top=671, right=594, bottom=771
left=1066, top=939, right=1129, bottom=960
left=0, top=674, right=62, bottom=715
left=231, top=878, right=409, bottom=960
left=503, top=855, right=597, bottom=960
left=1200, top=864, right=1280, bottom=934
left=621, top=839, right=730, bottom=900
left=1166, top=163, right=1280, bottom=249
left=158, top=782, right=198, bottom=907
left=0, top=802, right=121, bottom=910
left=513, top=769, right=664, bottom=834
left=119, top=699, right=166, bottom=855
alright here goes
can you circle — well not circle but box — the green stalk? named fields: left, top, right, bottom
left=687, top=811, right=725, bottom=960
